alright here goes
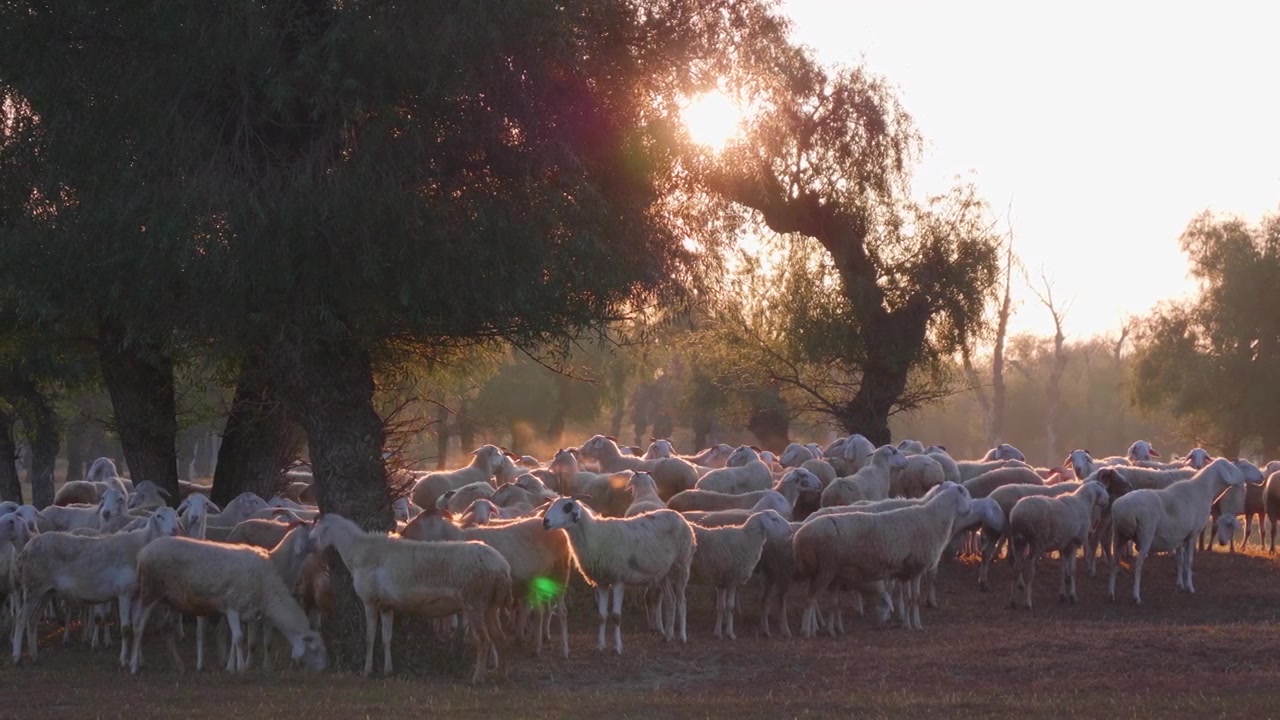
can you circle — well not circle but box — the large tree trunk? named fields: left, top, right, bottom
left=97, top=321, right=179, bottom=505
left=269, top=331, right=392, bottom=672
left=63, top=415, right=86, bottom=484
left=0, top=406, right=21, bottom=504
left=835, top=307, right=929, bottom=446
left=212, top=352, right=305, bottom=507
left=24, top=388, right=59, bottom=509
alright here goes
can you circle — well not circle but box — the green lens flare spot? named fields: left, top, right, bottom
left=528, top=576, right=564, bottom=607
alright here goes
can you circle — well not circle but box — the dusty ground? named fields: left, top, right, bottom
left=3, top=543, right=1279, bottom=720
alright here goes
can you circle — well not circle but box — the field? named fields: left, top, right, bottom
left=3, top=543, right=1279, bottom=720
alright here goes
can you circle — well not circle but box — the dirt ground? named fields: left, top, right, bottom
left=3, top=543, right=1279, bottom=720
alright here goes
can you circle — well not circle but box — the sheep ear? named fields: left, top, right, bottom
left=605, top=435, right=618, bottom=442
left=157, top=487, right=172, bottom=499
left=1150, top=449, right=1160, bottom=457
left=570, top=493, right=592, bottom=501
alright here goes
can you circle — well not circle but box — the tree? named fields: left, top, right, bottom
left=962, top=234, right=1017, bottom=447
left=697, top=52, right=1003, bottom=442
left=1131, top=209, right=1280, bottom=458
left=1028, top=270, right=1070, bottom=466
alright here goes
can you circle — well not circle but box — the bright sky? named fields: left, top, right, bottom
left=780, top=0, right=1280, bottom=339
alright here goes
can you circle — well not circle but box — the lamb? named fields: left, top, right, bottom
left=624, top=472, right=667, bottom=517
left=39, top=488, right=129, bottom=533
left=541, top=497, right=694, bottom=654
left=669, top=468, right=823, bottom=514
left=890, top=454, right=946, bottom=499
left=409, top=444, right=508, bottom=511
left=547, top=448, right=633, bottom=517
left=577, top=435, right=700, bottom=500
left=401, top=509, right=571, bottom=658
left=1108, top=458, right=1246, bottom=604
left=1006, top=481, right=1112, bottom=608
left=982, top=443, right=1026, bottom=462
left=694, top=448, right=774, bottom=495
left=687, top=510, right=792, bottom=639
left=820, top=445, right=910, bottom=507
left=309, top=513, right=511, bottom=681
left=11, top=507, right=182, bottom=666
left=129, top=535, right=328, bottom=674
left=793, top=482, right=972, bottom=634
left=128, top=481, right=171, bottom=511
left=962, top=466, right=1044, bottom=499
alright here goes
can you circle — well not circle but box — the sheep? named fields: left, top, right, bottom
left=439, top=481, right=497, bottom=515
left=955, top=458, right=1023, bottom=483
left=1182, top=448, right=1212, bottom=469
left=890, top=454, right=946, bottom=499
left=541, top=497, right=694, bottom=654
left=643, top=438, right=675, bottom=460
left=799, top=458, right=838, bottom=486
left=779, top=443, right=816, bottom=468
left=681, top=490, right=794, bottom=527
left=694, top=450, right=774, bottom=495
left=409, top=444, right=508, bottom=512
left=484, top=483, right=539, bottom=514
left=1266, top=471, right=1280, bottom=554
left=793, top=482, right=972, bottom=634
left=1, top=513, right=33, bottom=625
left=547, top=448, right=633, bottom=517
left=205, top=492, right=271, bottom=529
left=686, top=443, right=736, bottom=469
left=624, top=472, right=667, bottom=517
left=511, top=474, right=561, bottom=506
left=1206, top=460, right=1267, bottom=552
left=458, top=498, right=527, bottom=525
left=177, top=494, right=219, bottom=539
left=128, top=481, right=171, bottom=511
left=577, top=435, right=700, bottom=500
left=825, top=434, right=876, bottom=475
left=11, top=507, right=182, bottom=666
left=977, top=482, right=1081, bottom=591
left=896, top=439, right=926, bottom=455
left=982, top=443, right=1026, bottom=462
left=129, top=535, right=327, bottom=674
left=1007, top=481, right=1112, bottom=608
left=402, top=509, right=572, bottom=658
left=963, top=466, right=1044, bottom=499
left=687, top=510, right=792, bottom=639
left=1126, top=440, right=1160, bottom=462
left=39, top=488, right=129, bottom=533
left=1108, top=458, right=1247, bottom=604
left=924, top=446, right=962, bottom=486
left=669, top=468, right=823, bottom=514
left=1064, top=449, right=1098, bottom=484
left=821, top=445, right=911, bottom=506
left=308, top=513, right=511, bottom=681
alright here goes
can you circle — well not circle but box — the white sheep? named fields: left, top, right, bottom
left=799, top=458, right=838, bottom=486
left=896, top=439, right=926, bottom=455
left=309, top=513, right=511, bottom=681
left=642, top=438, right=675, bottom=460
left=924, top=446, right=962, bottom=485
left=669, top=468, right=823, bottom=513
left=541, top=497, right=694, bottom=654
left=38, top=488, right=129, bottom=533
left=0, top=513, right=33, bottom=626
left=206, top=492, right=272, bottom=528
left=694, top=447, right=774, bottom=495
left=409, top=444, right=507, bottom=511
left=962, top=466, right=1043, bottom=499
left=128, top=481, right=171, bottom=511
left=439, top=481, right=497, bottom=515
left=890, top=454, right=946, bottom=499
left=1205, top=460, right=1266, bottom=552
left=982, top=443, right=1026, bottom=462
left=825, top=434, right=877, bottom=476
left=685, top=443, right=736, bottom=469
left=577, top=435, right=700, bottom=500
left=778, top=443, right=816, bottom=468
left=129, top=535, right=327, bottom=674
left=820, top=445, right=910, bottom=506
left=1108, top=458, right=1246, bottom=604
left=956, top=458, right=1023, bottom=483
left=1126, top=440, right=1160, bottom=463
left=11, top=507, right=182, bottom=666
left=977, top=482, right=1082, bottom=591
left=1266, top=471, right=1280, bottom=554
left=177, top=494, right=219, bottom=539
left=547, top=448, right=633, bottom=517
left=624, top=472, right=667, bottom=517
left=681, top=490, right=794, bottom=526
left=793, top=482, right=972, bottom=634
left=687, top=510, right=792, bottom=639
left=1007, top=481, right=1111, bottom=608
left=1183, top=448, right=1212, bottom=469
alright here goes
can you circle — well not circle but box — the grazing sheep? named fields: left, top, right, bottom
left=962, top=466, right=1044, bottom=499
left=541, top=497, right=694, bottom=654
left=624, top=472, right=667, bottom=517
left=694, top=449, right=774, bottom=495
left=309, top=514, right=511, bottom=681
left=688, top=510, right=792, bottom=639
left=1206, top=461, right=1267, bottom=553
left=410, top=445, right=508, bottom=512
left=129, top=535, right=327, bottom=674
left=670, top=468, right=823, bottom=514
left=820, top=446, right=910, bottom=506
left=982, top=443, right=1026, bottom=462
left=1108, top=458, right=1246, bottom=604
left=577, top=435, right=700, bottom=500
left=1007, top=481, right=1112, bottom=608
left=1127, top=440, right=1160, bottom=463
left=11, top=507, right=183, bottom=666
left=793, top=482, right=972, bottom=633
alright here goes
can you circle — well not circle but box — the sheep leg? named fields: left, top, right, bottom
left=227, top=610, right=247, bottom=672
left=759, top=582, right=774, bottom=638
left=925, top=567, right=939, bottom=609
left=610, top=584, right=626, bottom=654
left=116, top=594, right=133, bottom=668
left=195, top=616, right=206, bottom=671
left=1130, top=541, right=1151, bottom=605
left=531, top=603, right=544, bottom=657
left=380, top=610, right=394, bottom=676
left=1065, top=549, right=1078, bottom=604
left=725, top=586, right=738, bottom=640
left=556, top=597, right=569, bottom=659
left=1184, top=538, right=1197, bottom=593
left=979, top=532, right=998, bottom=591
left=260, top=620, right=273, bottom=671
left=909, top=576, right=924, bottom=629
left=713, top=587, right=726, bottom=639
left=162, top=610, right=185, bottom=673
left=362, top=602, right=378, bottom=676
left=593, top=587, right=608, bottom=652
left=129, top=601, right=158, bottom=674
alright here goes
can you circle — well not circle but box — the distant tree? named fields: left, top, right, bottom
left=1028, top=270, right=1070, bottom=467
left=1131, top=209, right=1280, bottom=458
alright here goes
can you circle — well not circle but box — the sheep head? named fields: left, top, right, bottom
left=542, top=497, right=585, bottom=530
left=1185, top=448, right=1211, bottom=469
left=727, top=445, right=761, bottom=468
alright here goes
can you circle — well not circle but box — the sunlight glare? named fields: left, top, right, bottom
left=681, top=90, right=745, bottom=151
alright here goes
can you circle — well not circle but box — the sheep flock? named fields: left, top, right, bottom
left=3, top=435, right=1278, bottom=685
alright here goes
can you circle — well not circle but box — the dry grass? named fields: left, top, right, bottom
left=4, top=541, right=1280, bottom=719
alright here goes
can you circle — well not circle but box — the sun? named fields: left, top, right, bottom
left=681, top=90, right=745, bottom=151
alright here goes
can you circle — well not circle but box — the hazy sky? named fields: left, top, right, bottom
left=781, top=0, right=1280, bottom=339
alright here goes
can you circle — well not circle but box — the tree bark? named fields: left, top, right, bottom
left=64, top=415, right=86, bottom=484
left=268, top=330, right=392, bottom=672
left=23, top=388, right=59, bottom=510
left=0, top=406, right=21, bottom=504
left=212, top=352, right=305, bottom=507
left=834, top=303, right=931, bottom=446
left=97, top=320, right=180, bottom=505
